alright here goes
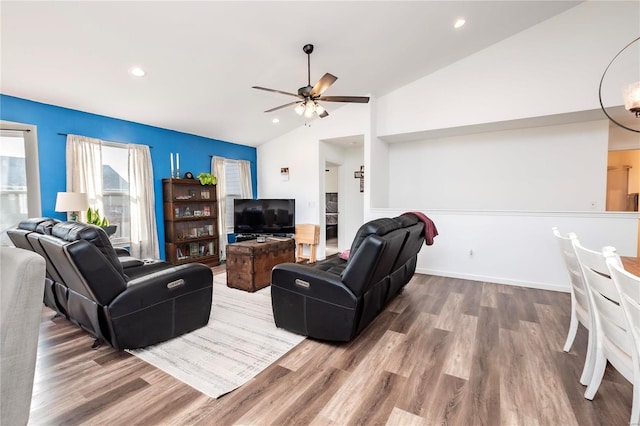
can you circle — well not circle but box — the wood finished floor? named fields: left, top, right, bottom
left=29, top=272, right=633, bottom=425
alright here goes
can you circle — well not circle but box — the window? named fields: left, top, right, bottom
left=0, top=122, right=41, bottom=232
left=224, top=160, right=242, bottom=233
left=101, top=144, right=130, bottom=245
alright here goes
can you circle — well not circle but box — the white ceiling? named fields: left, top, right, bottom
left=1, top=1, right=582, bottom=147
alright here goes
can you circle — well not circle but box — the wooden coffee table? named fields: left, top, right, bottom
left=226, top=238, right=295, bottom=292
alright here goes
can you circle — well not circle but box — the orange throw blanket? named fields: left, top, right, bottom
left=403, top=211, right=438, bottom=246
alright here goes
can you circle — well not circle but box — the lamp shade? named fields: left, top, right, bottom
left=55, top=192, right=88, bottom=213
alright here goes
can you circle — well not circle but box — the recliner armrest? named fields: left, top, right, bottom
left=115, top=247, right=131, bottom=256
left=271, top=263, right=357, bottom=308
left=108, top=263, right=213, bottom=318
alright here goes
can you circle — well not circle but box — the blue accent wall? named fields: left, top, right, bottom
left=0, top=94, right=258, bottom=259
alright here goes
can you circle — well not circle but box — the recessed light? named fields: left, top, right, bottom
left=129, top=66, right=146, bottom=77
left=454, top=18, right=466, bottom=29
left=272, top=118, right=280, bottom=124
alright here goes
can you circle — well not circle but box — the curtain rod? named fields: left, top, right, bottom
left=1, top=128, right=31, bottom=132
left=57, top=132, right=153, bottom=148
left=209, top=155, right=253, bottom=163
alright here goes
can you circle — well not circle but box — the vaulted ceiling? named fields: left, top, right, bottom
left=1, top=1, right=582, bottom=146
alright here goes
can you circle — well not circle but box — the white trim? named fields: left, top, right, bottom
left=415, top=268, right=570, bottom=293
left=370, top=207, right=639, bottom=220
left=0, top=120, right=41, bottom=218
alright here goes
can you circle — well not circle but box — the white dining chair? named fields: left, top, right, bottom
left=552, top=227, right=595, bottom=385
left=573, top=242, right=635, bottom=404
left=607, top=259, right=639, bottom=426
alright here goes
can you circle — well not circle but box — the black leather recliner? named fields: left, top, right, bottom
left=8, top=218, right=213, bottom=350
left=271, top=214, right=426, bottom=342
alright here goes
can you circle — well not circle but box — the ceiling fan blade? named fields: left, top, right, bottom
left=252, top=86, right=301, bottom=98
left=319, top=110, right=329, bottom=118
left=318, top=95, right=370, bottom=103
left=264, top=101, right=301, bottom=113
left=310, top=73, right=337, bottom=97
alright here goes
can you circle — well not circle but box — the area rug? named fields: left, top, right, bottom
left=127, top=273, right=305, bottom=398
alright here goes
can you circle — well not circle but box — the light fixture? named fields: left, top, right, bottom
left=304, top=101, right=316, bottom=118
left=272, top=118, right=280, bottom=124
left=55, top=192, right=89, bottom=221
left=599, top=36, right=640, bottom=133
left=295, top=100, right=326, bottom=118
left=454, top=18, right=466, bottom=29
left=129, top=66, right=146, bottom=77
left=623, top=81, right=640, bottom=117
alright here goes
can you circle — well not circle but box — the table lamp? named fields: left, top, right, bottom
left=55, top=192, right=89, bottom=221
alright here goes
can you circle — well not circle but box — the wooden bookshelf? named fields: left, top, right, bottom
left=162, top=178, right=219, bottom=267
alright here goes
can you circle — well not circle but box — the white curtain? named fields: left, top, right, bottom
left=238, top=160, right=253, bottom=199
left=67, top=134, right=159, bottom=259
left=66, top=134, right=103, bottom=221
left=128, top=144, right=159, bottom=259
left=212, top=156, right=227, bottom=259
left=212, top=157, right=253, bottom=260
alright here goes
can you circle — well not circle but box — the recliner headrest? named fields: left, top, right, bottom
left=35, top=219, right=59, bottom=235
left=17, top=217, right=54, bottom=232
left=349, top=218, right=402, bottom=256
left=52, top=222, right=125, bottom=277
left=394, top=214, right=419, bottom=227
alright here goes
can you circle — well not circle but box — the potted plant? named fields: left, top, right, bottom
left=197, top=172, right=217, bottom=185
left=86, top=207, right=117, bottom=236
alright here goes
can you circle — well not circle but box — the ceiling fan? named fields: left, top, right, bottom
left=252, top=44, right=369, bottom=119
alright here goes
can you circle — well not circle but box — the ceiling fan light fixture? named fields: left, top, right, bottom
left=254, top=43, right=369, bottom=118
left=304, top=101, right=316, bottom=117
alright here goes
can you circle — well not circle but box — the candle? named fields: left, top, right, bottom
left=170, top=153, right=174, bottom=178
left=176, top=153, right=180, bottom=178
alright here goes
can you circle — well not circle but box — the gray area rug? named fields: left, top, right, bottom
left=127, top=273, right=305, bottom=398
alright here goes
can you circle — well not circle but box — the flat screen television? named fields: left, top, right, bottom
left=233, top=199, right=295, bottom=235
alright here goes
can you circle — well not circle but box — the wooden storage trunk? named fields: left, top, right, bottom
left=226, top=238, right=295, bottom=292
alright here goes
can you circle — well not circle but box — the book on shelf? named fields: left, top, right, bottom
left=189, top=243, right=199, bottom=257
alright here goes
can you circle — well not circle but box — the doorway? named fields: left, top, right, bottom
left=325, top=163, right=339, bottom=256
left=606, top=149, right=639, bottom=212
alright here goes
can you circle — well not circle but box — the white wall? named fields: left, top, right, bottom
left=325, top=167, right=338, bottom=193
left=609, top=122, right=640, bottom=151
left=388, top=120, right=609, bottom=211
left=257, top=1, right=640, bottom=289
left=257, top=103, right=369, bottom=258
left=367, top=98, right=390, bottom=209
left=337, top=145, right=365, bottom=251
left=371, top=208, right=638, bottom=292
left=376, top=1, right=640, bottom=137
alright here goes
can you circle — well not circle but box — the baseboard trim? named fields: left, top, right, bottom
left=415, top=268, right=570, bottom=293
